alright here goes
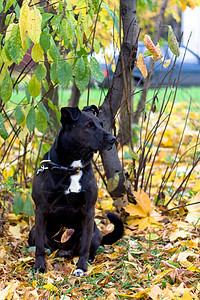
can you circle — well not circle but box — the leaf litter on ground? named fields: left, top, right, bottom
left=1, top=99, right=200, bottom=299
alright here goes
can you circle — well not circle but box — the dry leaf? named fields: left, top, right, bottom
left=61, top=228, right=75, bottom=243
left=136, top=53, right=148, bottom=78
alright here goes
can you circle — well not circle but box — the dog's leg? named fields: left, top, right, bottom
left=34, top=206, right=47, bottom=273
left=73, top=207, right=95, bottom=277
left=89, top=223, right=102, bottom=262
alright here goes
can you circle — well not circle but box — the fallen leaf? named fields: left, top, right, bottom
left=61, top=228, right=74, bottom=243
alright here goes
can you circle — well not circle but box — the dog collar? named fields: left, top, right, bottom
left=36, top=160, right=81, bottom=176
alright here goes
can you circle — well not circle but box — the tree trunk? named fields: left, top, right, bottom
left=68, top=80, right=81, bottom=107
left=99, top=0, right=138, bottom=198
left=133, top=0, right=169, bottom=124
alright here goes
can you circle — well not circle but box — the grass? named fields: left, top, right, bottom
left=10, top=85, right=200, bottom=111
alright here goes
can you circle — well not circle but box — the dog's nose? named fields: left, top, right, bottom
left=110, top=136, right=116, bottom=144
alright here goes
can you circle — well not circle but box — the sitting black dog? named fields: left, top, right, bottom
left=28, top=105, right=123, bottom=277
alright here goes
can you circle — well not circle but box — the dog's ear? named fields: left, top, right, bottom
left=61, top=107, right=81, bottom=124
left=82, top=105, right=99, bottom=116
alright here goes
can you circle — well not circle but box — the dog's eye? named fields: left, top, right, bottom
left=86, top=121, right=94, bottom=128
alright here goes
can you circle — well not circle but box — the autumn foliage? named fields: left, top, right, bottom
left=1, top=0, right=200, bottom=299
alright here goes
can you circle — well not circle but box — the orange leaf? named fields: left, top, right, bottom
left=144, top=35, right=161, bottom=58
left=136, top=53, right=148, bottom=78
left=61, top=228, right=74, bottom=243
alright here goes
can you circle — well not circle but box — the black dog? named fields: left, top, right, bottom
left=28, top=105, right=123, bottom=277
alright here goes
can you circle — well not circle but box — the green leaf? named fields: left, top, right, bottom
left=93, top=39, right=100, bottom=54
left=0, top=0, right=3, bottom=13
left=51, top=14, right=62, bottom=29
left=5, top=24, right=24, bottom=65
left=13, top=194, right=24, bottom=216
left=77, top=0, right=85, bottom=5
left=128, top=149, right=140, bottom=161
left=50, top=62, right=58, bottom=84
left=28, top=75, right=41, bottom=98
left=76, top=26, right=83, bottom=48
left=38, top=102, right=49, bottom=122
left=66, top=18, right=75, bottom=41
left=41, top=13, right=53, bottom=30
left=23, top=194, right=34, bottom=217
left=36, top=109, right=47, bottom=133
left=58, top=60, right=73, bottom=88
left=0, top=113, right=9, bottom=140
left=5, top=0, right=15, bottom=13
left=57, top=60, right=73, bottom=88
left=107, top=173, right=119, bottom=193
left=25, top=85, right=31, bottom=103
left=35, top=63, right=47, bottom=81
left=1, top=70, right=12, bottom=103
left=26, top=107, right=36, bottom=132
left=40, top=30, right=50, bottom=52
left=90, top=57, right=104, bottom=83
left=15, top=106, right=25, bottom=125
left=74, top=57, right=86, bottom=81
left=168, top=25, right=180, bottom=57
left=48, top=37, right=60, bottom=61
left=75, top=66, right=90, bottom=92
left=102, top=2, right=119, bottom=34
left=60, top=21, right=69, bottom=48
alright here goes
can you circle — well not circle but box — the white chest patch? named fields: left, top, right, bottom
left=65, top=160, right=83, bottom=194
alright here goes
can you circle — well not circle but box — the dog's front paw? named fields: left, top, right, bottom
left=34, top=257, right=46, bottom=273
left=73, top=268, right=85, bottom=277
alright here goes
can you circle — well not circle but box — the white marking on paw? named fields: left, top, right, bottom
left=73, top=268, right=85, bottom=277
left=65, top=160, right=83, bottom=194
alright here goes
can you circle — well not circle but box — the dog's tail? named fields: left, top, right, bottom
left=101, top=212, right=124, bottom=245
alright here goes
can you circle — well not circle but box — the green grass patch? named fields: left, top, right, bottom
left=10, top=86, right=200, bottom=111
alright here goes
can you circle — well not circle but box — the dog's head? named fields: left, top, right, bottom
left=57, top=105, right=116, bottom=154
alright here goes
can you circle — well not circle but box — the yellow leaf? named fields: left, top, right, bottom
left=124, top=202, right=146, bottom=217
left=145, top=233, right=159, bottom=240
left=169, top=229, right=189, bottom=242
left=82, top=14, right=93, bottom=39
left=100, top=198, right=113, bottom=210
left=136, top=53, right=147, bottom=78
left=43, top=282, right=58, bottom=292
left=5, top=24, right=15, bottom=41
left=177, top=250, right=199, bottom=262
left=19, top=1, right=30, bottom=49
left=134, top=190, right=154, bottom=215
left=163, top=58, right=171, bottom=68
left=152, top=269, right=174, bottom=283
left=187, top=265, right=200, bottom=272
left=28, top=7, right=42, bottom=44
left=31, top=43, right=44, bottom=62
left=0, top=282, right=19, bottom=300
left=0, top=246, right=7, bottom=260
left=8, top=225, right=22, bottom=239
left=182, top=290, right=194, bottom=300
left=148, top=285, right=163, bottom=300
left=138, top=217, right=152, bottom=229
left=185, top=192, right=200, bottom=224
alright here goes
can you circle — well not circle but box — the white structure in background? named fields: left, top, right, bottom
left=181, top=6, right=200, bottom=56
